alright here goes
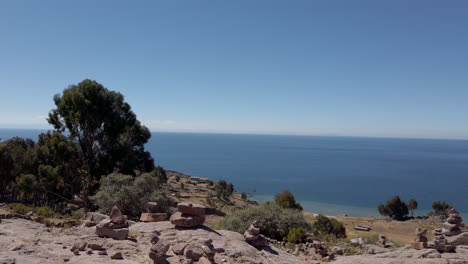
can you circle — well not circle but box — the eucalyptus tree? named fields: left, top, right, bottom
left=48, top=79, right=154, bottom=207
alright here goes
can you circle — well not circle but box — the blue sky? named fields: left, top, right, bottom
left=1, top=0, right=467, bottom=139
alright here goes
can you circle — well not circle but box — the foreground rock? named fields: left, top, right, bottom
left=243, top=221, right=267, bottom=248
left=170, top=202, right=206, bottom=228
left=95, top=206, right=129, bottom=240
left=140, top=202, right=167, bottom=223
left=0, top=216, right=308, bottom=264
left=334, top=246, right=468, bottom=264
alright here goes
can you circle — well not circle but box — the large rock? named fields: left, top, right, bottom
left=95, top=219, right=129, bottom=240
left=96, top=206, right=129, bottom=240
left=140, top=213, right=167, bottom=222
left=243, top=222, right=267, bottom=249
left=146, top=202, right=161, bottom=213
left=177, top=203, right=206, bottom=216
left=109, top=206, right=126, bottom=225
left=149, top=241, right=170, bottom=264
left=170, top=212, right=205, bottom=228
left=446, top=232, right=468, bottom=246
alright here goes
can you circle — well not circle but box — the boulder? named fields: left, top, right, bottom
left=149, top=241, right=170, bottom=264
left=184, top=244, right=204, bottom=261
left=177, top=202, right=206, bottom=216
left=140, top=213, right=167, bottom=222
left=110, top=252, right=123, bottom=259
left=170, top=212, right=205, bottom=228
left=244, top=221, right=268, bottom=249
left=171, top=243, right=188, bottom=255
left=446, top=232, right=468, bottom=246
left=96, top=219, right=129, bottom=240
left=146, top=202, right=161, bottom=213
left=109, top=206, right=126, bottom=225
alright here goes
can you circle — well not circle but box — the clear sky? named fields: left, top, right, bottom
left=1, top=0, right=467, bottom=139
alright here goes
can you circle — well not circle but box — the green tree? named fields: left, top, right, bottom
left=35, top=131, right=82, bottom=204
left=377, top=196, right=409, bottom=221
left=47, top=79, right=154, bottom=207
left=15, top=174, right=38, bottom=202
left=408, top=199, right=418, bottom=217
left=274, top=190, right=303, bottom=211
left=432, top=201, right=451, bottom=217
left=215, top=180, right=234, bottom=199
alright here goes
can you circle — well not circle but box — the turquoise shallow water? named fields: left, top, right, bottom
left=1, top=129, right=468, bottom=218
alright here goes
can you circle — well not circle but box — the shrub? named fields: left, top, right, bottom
left=8, top=203, right=33, bottom=215
left=71, top=208, right=86, bottom=220
left=312, top=215, right=346, bottom=240
left=432, top=201, right=452, bottom=217
left=36, top=206, right=55, bottom=217
left=274, top=190, right=303, bottom=211
left=215, top=180, right=234, bottom=199
left=219, top=203, right=311, bottom=240
left=241, top=192, right=247, bottom=200
left=92, top=172, right=172, bottom=217
left=287, top=226, right=307, bottom=243
left=377, top=196, right=409, bottom=220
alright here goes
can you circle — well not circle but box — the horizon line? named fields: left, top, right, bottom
left=1, top=126, right=468, bottom=142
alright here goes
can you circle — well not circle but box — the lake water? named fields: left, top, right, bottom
left=1, top=129, right=468, bottom=218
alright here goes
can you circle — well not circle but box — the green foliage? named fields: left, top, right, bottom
left=48, top=79, right=155, bottom=206
left=432, top=201, right=452, bottom=217
left=8, top=203, right=33, bottom=215
left=274, top=190, right=303, bottom=211
left=287, top=226, right=307, bottom=243
left=408, top=199, right=418, bottom=217
left=92, top=172, right=172, bottom=217
left=219, top=203, right=311, bottom=240
left=377, top=196, right=409, bottom=220
left=180, top=182, right=185, bottom=190
left=71, top=208, right=86, bottom=220
left=215, top=180, right=234, bottom=199
left=36, top=206, right=55, bottom=217
left=15, top=174, right=37, bottom=201
left=311, top=215, right=346, bottom=240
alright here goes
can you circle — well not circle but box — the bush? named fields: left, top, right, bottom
left=287, top=226, right=307, bottom=243
left=71, top=208, right=86, bottom=219
left=215, top=180, right=234, bottom=199
left=432, top=201, right=452, bottom=217
left=312, top=215, right=346, bottom=240
left=377, top=196, right=409, bottom=220
left=219, top=203, right=311, bottom=240
left=241, top=192, right=247, bottom=200
left=36, top=206, right=55, bottom=217
left=8, top=203, right=33, bottom=215
left=274, top=190, right=303, bottom=211
left=91, top=172, right=172, bottom=217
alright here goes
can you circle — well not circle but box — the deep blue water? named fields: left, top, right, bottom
left=1, top=129, right=468, bottom=217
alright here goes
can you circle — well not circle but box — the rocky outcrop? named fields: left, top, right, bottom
left=170, top=203, right=206, bottom=228
left=140, top=202, right=167, bottom=222
left=443, top=208, right=463, bottom=237
left=95, top=206, right=129, bottom=240
left=430, top=228, right=456, bottom=253
left=243, top=221, right=267, bottom=248
left=334, top=246, right=468, bottom=264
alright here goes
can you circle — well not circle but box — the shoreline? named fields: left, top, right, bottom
left=250, top=194, right=468, bottom=220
